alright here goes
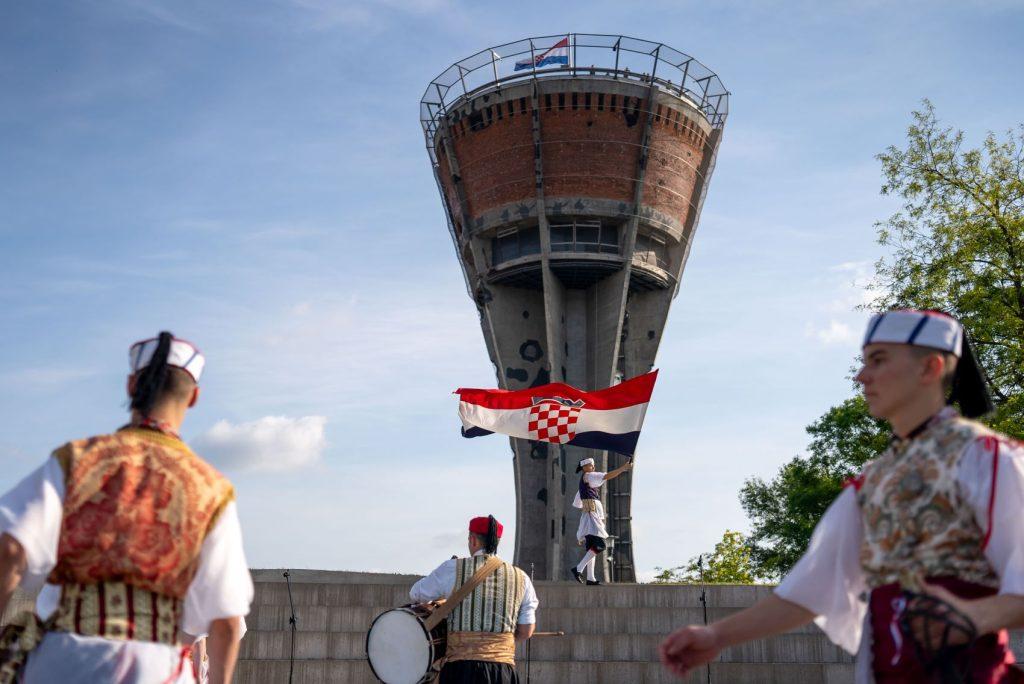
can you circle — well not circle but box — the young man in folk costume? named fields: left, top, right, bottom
left=571, top=457, right=633, bottom=585
left=410, top=516, right=539, bottom=684
left=0, top=332, right=254, bottom=684
left=661, top=310, right=1024, bottom=683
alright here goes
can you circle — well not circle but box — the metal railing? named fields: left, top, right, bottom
left=420, top=33, right=729, bottom=163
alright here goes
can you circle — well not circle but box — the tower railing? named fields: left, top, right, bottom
left=420, top=33, right=730, bottom=165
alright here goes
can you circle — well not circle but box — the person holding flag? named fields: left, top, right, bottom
left=571, top=457, right=632, bottom=585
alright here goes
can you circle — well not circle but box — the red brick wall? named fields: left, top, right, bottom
left=435, top=87, right=709, bottom=228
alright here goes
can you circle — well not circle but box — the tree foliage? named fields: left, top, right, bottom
left=652, top=530, right=758, bottom=584
left=872, top=100, right=1024, bottom=437
left=740, top=398, right=889, bottom=579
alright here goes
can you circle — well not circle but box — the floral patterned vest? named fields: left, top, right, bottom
left=48, top=427, right=235, bottom=600
left=856, top=412, right=997, bottom=589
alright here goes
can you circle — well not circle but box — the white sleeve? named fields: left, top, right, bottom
left=586, top=472, right=606, bottom=487
left=0, top=458, right=65, bottom=591
left=409, top=560, right=456, bottom=603
left=517, top=574, right=539, bottom=625
left=775, top=486, right=867, bottom=654
left=180, top=501, right=254, bottom=637
left=957, top=437, right=1024, bottom=596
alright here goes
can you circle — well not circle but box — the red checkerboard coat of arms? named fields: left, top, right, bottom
left=528, top=396, right=584, bottom=444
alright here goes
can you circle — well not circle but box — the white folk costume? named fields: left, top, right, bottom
left=0, top=335, right=253, bottom=684
left=409, top=516, right=538, bottom=684
left=775, top=310, right=1024, bottom=683
left=571, top=458, right=609, bottom=583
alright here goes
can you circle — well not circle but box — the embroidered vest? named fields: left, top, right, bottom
left=446, top=555, right=525, bottom=634
left=856, top=415, right=997, bottom=589
left=579, top=475, right=599, bottom=501
left=48, top=428, right=235, bottom=600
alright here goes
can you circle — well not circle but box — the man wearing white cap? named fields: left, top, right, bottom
left=661, top=310, right=1024, bottom=682
left=0, top=332, right=253, bottom=684
left=570, top=457, right=632, bottom=585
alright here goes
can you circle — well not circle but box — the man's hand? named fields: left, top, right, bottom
left=514, top=623, right=535, bottom=641
left=659, top=624, right=720, bottom=678
left=903, top=580, right=980, bottom=651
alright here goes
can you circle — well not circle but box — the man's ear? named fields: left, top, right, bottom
left=127, top=374, right=137, bottom=399
left=921, top=353, right=946, bottom=385
left=188, top=385, right=200, bottom=409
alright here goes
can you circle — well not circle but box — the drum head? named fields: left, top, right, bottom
left=366, top=609, right=434, bottom=684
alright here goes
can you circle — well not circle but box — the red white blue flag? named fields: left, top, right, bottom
left=515, top=37, right=570, bottom=71
left=456, top=370, right=657, bottom=455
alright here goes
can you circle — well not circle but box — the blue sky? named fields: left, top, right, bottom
left=2, top=0, right=1022, bottom=580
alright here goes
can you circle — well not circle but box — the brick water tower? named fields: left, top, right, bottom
left=421, top=34, right=728, bottom=582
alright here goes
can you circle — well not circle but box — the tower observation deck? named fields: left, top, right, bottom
left=421, top=34, right=729, bottom=583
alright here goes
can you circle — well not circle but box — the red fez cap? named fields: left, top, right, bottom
left=469, top=516, right=503, bottom=538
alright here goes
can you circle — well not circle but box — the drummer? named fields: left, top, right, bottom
left=411, top=515, right=539, bottom=684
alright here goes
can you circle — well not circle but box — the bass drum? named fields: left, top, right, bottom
left=366, top=604, right=447, bottom=684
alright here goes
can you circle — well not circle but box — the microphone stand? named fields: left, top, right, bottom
left=697, top=555, right=710, bottom=684
left=527, top=562, right=535, bottom=684
left=283, top=570, right=298, bottom=684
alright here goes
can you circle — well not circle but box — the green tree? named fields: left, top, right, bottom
left=652, top=530, right=759, bottom=584
left=739, top=397, right=889, bottom=579
left=872, top=100, right=1024, bottom=437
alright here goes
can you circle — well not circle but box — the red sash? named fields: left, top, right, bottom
left=869, top=577, right=1022, bottom=683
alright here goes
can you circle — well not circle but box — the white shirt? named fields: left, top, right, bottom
left=409, top=550, right=539, bottom=625
left=0, top=454, right=254, bottom=683
left=574, top=472, right=609, bottom=541
left=775, top=436, right=1024, bottom=682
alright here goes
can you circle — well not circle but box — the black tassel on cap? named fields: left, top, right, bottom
left=485, top=515, right=499, bottom=554
left=949, top=336, right=994, bottom=418
left=130, top=331, right=174, bottom=417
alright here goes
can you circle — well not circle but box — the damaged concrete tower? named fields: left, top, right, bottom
left=421, top=34, right=728, bottom=582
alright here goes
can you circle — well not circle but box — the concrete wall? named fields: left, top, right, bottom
left=7, top=571, right=1024, bottom=683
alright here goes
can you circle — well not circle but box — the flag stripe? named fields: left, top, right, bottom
left=456, top=370, right=657, bottom=411
left=459, top=401, right=648, bottom=438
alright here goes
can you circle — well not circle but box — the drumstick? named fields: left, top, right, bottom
left=531, top=631, right=565, bottom=637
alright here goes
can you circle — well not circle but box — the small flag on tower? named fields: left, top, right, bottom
left=515, top=37, right=570, bottom=71
left=455, top=370, right=657, bottom=455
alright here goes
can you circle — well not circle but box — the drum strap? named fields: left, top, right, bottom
left=424, top=556, right=504, bottom=631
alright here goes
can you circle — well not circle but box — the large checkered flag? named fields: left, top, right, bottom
left=455, top=371, right=657, bottom=456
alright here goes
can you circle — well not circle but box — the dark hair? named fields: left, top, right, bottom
left=130, top=332, right=194, bottom=416
left=484, top=515, right=499, bottom=554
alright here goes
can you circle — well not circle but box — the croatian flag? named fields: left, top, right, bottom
left=515, top=37, right=570, bottom=71
left=456, top=370, right=657, bottom=455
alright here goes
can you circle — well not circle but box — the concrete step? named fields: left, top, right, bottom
left=247, top=603, right=828, bottom=636
left=233, top=658, right=855, bottom=684
left=252, top=581, right=776, bottom=610
left=238, top=630, right=853, bottom=664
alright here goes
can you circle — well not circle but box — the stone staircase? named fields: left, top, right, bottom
left=236, top=569, right=855, bottom=684
left=9, top=569, right=1023, bottom=683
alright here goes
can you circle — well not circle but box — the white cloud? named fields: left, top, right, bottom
left=193, top=415, right=327, bottom=472
left=806, top=319, right=857, bottom=345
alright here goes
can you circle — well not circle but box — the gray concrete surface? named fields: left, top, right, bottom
left=6, top=570, right=1021, bottom=683
left=236, top=570, right=854, bottom=684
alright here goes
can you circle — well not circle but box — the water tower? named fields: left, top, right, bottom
left=421, top=34, right=728, bottom=582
